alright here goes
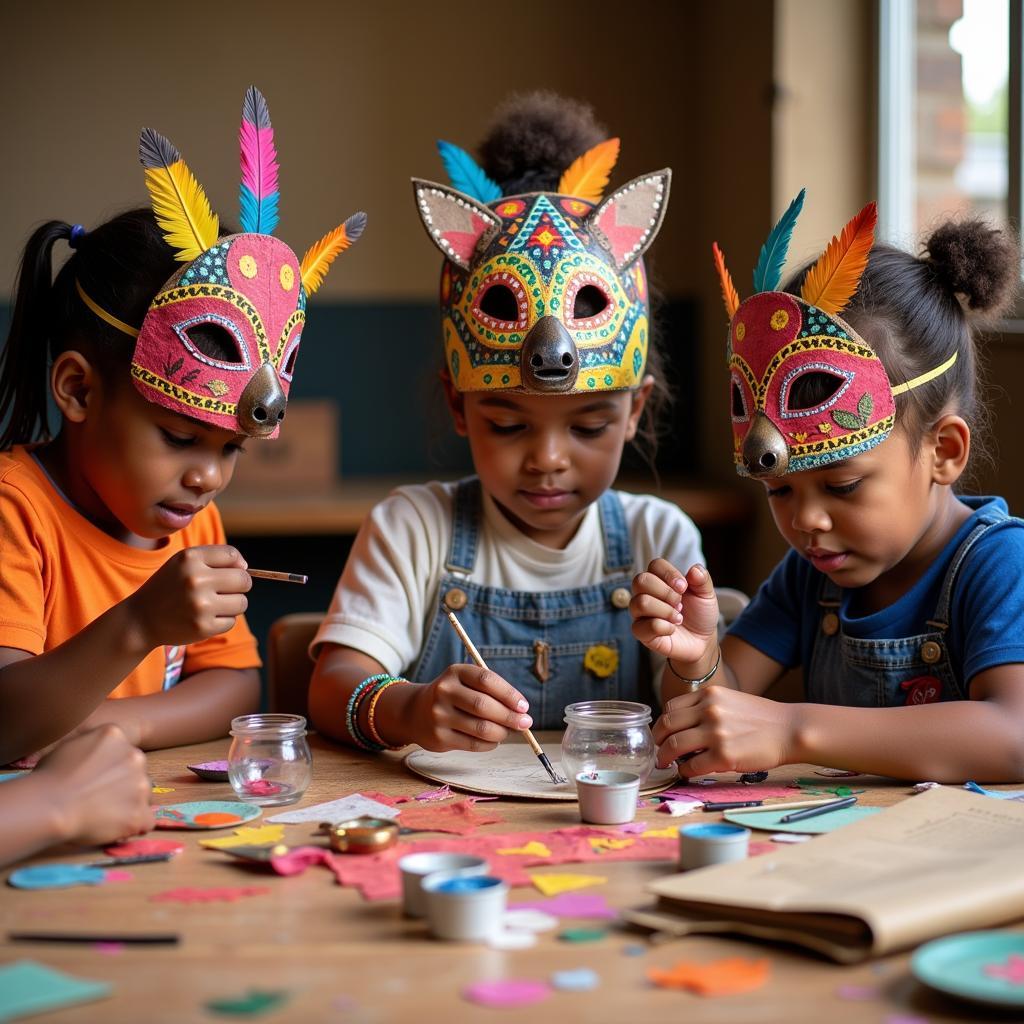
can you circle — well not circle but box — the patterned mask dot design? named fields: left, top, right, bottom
left=239, top=254, right=258, bottom=278
left=280, top=264, right=294, bottom=290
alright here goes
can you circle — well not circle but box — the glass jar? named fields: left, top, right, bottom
left=228, top=713, right=312, bottom=806
left=561, top=700, right=655, bottom=784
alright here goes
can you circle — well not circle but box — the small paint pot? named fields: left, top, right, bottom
left=679, top=822, right=751, bottom=869
left=575, top=770, right=641, bottom=825
left=421, top=872, right=508, bottom=941
left=398, top=852, right=489, bottom=918
left=319, top=817, right=400, bottom=855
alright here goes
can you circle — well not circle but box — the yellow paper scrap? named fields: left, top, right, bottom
left=151, top=786, right=175, bottom=794
left=497, top=841, right=552, bottom=858
left=530, top=873, right=607, bottom=896
left=641, top=826, right=680, bottom=839
left=200, top=825, right=286, bottom=849
left=587, top=837, right=635, bottom=851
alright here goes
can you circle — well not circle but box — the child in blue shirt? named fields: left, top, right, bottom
left=631, top=201, right=1024, bottom=781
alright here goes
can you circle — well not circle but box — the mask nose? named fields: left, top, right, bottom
left=742, top=413, right=790, bottom=477
left=520, top=316, right=579, bottom=393
left=238, top=362, right=287, bottom=437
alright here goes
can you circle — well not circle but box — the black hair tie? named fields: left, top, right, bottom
left=68, top=224, right=86, bottom=249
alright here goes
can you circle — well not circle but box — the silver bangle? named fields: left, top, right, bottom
left=667, top=651, right=721, bottom=689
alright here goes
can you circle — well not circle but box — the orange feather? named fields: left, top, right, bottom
left=558, top=138, right=620, bottom=203
left=299, top=219, right=358, bottom=296
left=712, top=242, right=740, bottom=319
left=800, top=202, right=878, bottom=315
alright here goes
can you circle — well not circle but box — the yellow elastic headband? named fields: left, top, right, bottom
left=75, top=280, right=140, bottom=339
left=890, top=351, right=958, bottom=396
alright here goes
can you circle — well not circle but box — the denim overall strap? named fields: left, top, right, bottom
left=598, top=489, right=633, bottom=574
left=444, top=477, right=482, bottom=575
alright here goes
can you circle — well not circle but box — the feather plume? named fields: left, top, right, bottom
left=239, top=85, right=280, bottom=234
left=752, top=188, right=806, bottom=293
left=139, top=128, right=218, bottom=262
left=300, top=212, right=367, bottom=295
left=557, top=137, right=620, bottom=203
left=712, top=242, right=740, bottom=319
left=436, top=141, right=502, bottom=204
left=800, top=201, right=878, bottom=315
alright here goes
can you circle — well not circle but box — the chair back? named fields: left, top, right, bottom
left=266, top=612, right=324, bottom=717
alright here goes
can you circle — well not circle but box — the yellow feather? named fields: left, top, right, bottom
left=558, top=138, right=621, bottom=203
left=143, top=160, right=218, bottom=263
left=800, top=202, right=877, bottom=315
left=300, top=223, right=352, bottom=296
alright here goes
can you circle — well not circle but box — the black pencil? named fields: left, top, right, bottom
left=779, top=795, right=857, bottom=823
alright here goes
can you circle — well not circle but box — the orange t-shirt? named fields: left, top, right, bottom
left=0, top=446, right=261, bottom=698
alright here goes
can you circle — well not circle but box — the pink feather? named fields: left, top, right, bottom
left=239, top=86, right=280, bottom=233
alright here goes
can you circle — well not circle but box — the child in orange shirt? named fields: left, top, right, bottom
left=0, top=88, right=364, bottom=763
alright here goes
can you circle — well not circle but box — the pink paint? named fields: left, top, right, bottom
left=104, top=839, right=184, bottom=858
left=461, top=980, right=551, bottom=1009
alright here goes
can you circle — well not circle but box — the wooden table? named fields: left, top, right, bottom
left=0, top=737, right=1014, bottom=1022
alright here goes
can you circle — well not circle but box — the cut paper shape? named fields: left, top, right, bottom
left=814, top=768, right=861, bottom=777
left=914, top=782, right=942, bottom=792
left=397, top=799, right=503, bottom=835
left=150, top=886, right=270, bottom=904
left=498, top=841, right=552, bottom=858
left=640, top=826, right=680, bottom=839
left=588, top=837, right=634, bottom=851
left=502, top=909, right=559, bottom=933
left=559, top=928, right=608, bottom=942
left=105, top=838, right=184, bottom=858
left=836, top=984, right=881, bottom=1000
left=618, top=822, right=649, bottom=833
left=647, top=957, right=770, bottom=996
left=405, top=745, right=676, bottom=801
left=94, top=941, right=125, bottom=956
left=266, top=794, right=399, bottom=824
left=723, top=806, right=882, bottom=834
left=965, top=781, right=1024, bottom=802
left=200, top=825, right=286, bottom=850
left=514, top=891, right=617, bottom=920
left=984, top=953, right=1024, bottom=984
left=102, top=870, right=134, bottom=883
left=151, top=786, right=175, bottom=794
left=529, top=873, right=606, bottom=897
left=770, top=833, right=812, bottom=843
left=659, top=784, right=794, bottom=803
left=205, top=989, right=290, bottom=1016
left=657, top=799, right=703, bottom=816
left=0, top=772, right=26, bottom=782
left=0, top=960, right=112, bottom=1020
left=488, top=929, right=537, bottom=950
left=8, top=864, right=107, bottom=891
left=269, top=847, right=347, bottom=885
left=414, top=784, right=453, bottom=802
left=187, top=760, right=230, bottom=781
left=461, top=979, right=551, bottom=1009
left=155, top=800, right=261, bottom=830
left=551, top=968, right=600, bottom=992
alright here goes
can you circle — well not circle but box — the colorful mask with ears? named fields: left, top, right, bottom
left=81, top=86, right=365, bottom=438
left=412, top=138, right=670, bottom=393
left=713, top=191, right=956, bottom=477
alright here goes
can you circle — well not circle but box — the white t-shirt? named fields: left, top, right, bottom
left=312, top=481, right=705, bottom=700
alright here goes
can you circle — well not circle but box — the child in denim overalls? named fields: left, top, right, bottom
left=632, top=199, right=1024, bottom=782
left=310, top=95, right=704, bottom=752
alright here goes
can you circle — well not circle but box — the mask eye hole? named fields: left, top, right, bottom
left=185, top=324, right=244, bottom=364
left=479, top=284, right=519, bottom=323
left=573, top=285, right=608, bottom=320
left=787, top=371, right=846, bottom=412
left=283, top=343, right=299, bottom=377
left=732, top=381, right=746, bottom=418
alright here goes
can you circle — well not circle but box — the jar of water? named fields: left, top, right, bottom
left=228, top=713, right=312, bottom=806
left=561, top=700, right=656, bottom=784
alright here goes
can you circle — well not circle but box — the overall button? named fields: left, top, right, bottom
left=920, top=640, right=942, bottom=664
left=821, top=612, right=839, bottom=636
left=444, top=588, right=468, bottom=612
left=610, top=587, right=631, bottom=609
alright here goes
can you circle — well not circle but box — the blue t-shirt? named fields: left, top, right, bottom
left=729, top=496, right=1024, bottom=686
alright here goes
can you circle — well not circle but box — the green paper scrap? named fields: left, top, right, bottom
left=723, top=806, right=883, bottom=834
left=0, top=960, right=112, bottom=1022
left=793, top=779, right=864, bottom=797
left=204, top=990, right=290, bottom=1016
left=558, top=928, right=608, bottom=943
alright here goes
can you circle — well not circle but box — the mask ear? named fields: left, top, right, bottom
left=412, top=178, right=502, bottom=271
left=589, top=169, right=671, bottom=271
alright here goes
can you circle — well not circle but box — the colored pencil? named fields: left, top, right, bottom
left=702, top=799, right=763, bottom=811
left=9, top=931, right=180, bottom=945
left=445, top=611, right=565, bottom=785
left=727, top=797, right=850, bottom=815
left=779, top=795, right=858, bottom=823
left=248, top=569, right=308, bottom=584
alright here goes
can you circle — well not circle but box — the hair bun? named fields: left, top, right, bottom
left=479, top=91, right=607, bottom=196
left=924, top=219, right=1019, bottom=315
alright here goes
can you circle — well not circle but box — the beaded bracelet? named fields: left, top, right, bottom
left=667, top=651, right=721, bottom=690
left=366, top=677, right=408, bottom=749
left=345, top=673, right=391, bottom=750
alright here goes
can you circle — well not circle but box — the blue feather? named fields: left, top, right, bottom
left=239, top=185, right=279, bottom=235
left=752, top=188, right=806, bottom=293
left=436, top=140, right=502, bottom=204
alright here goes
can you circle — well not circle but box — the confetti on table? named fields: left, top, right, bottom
left=659, top=784, right=794, bottom=802
left=397, top=799, right=504, bottom=835
left=151, top=786, right=175, bottom=794
left=104, top=838, right=184, bottom=858
left=497, top=841, right=552, bottom=858
left=267, top=794, right=399, bottom=824
left=770, top=833, right=812, bottom=843
left=913, top=782, right=942, bottom=792
left=836, top=984, right=880, bottom=1000
left=93, top=942, right=125, bottom=956
left=461, top=980, right=551, bottom=1008
left=487, top=929, right=537, bottom=950
left=0, top=960, right=112, bottom=1020
left=8, top=864, right=108, bottom=891
left=551, top=968, right=599, bottom=992
left=414, top=784, right=453, bottom=802
left=205, top=989, right=290, bottom=1016
left=983, top=953, right=1024, bottom=984
left=515, top=891, right=617, bottom=920
left=150, top=886, right=270, bottom=904
left=200, top=825, right=286, bottom=850
left=814, top=768, right=860, bottom=777
left=502, top=909, right=559, bottom=933
left=529, top=873, right=606, bottom=897
left=587, top=837, right=634, bottom=851
left=640, top=826, right=680, bottom=839
left=559, top=928, right=608, bottom=943
left=647, top=957, right=770, bottom=996
left=617, top=821, right=649, bottom=833
left=657, top=799, right=703, bottom=816
left=965, top=781, right=1024, bottom=802
left=102, top=870, right=134, bottom=883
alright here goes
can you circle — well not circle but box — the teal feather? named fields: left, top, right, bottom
left=752, top=188, right=806, bottom=293
left=436, top=140, right=502, bottom=204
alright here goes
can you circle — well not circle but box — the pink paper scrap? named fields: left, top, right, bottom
left=150, top=886, right=270, bottom=904
left=461, top=980, right=551, bottom=1009
left=658, top=784, right=795, bottom=803
left=512, top=892, right=618, bottom=920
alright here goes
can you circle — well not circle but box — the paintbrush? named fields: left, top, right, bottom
left=248, top=569, right=308, bottom=584
left=445, top=611, right=565, bottom=785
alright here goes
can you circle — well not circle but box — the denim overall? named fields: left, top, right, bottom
left=411, top=477, right=651, bottom=728
left=807, top=504, right=1014, bottom=707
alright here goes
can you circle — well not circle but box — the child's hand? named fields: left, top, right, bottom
left=128, top=546, right=252, bottom=649
left=407, top=665, right=532, bottom=753
left=36, top=725, right=154, bottom=845
left=630, top=560, right=720, bottom=663
left=653, top=686, right=798, bottom=774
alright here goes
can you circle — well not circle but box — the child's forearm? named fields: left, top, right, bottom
left=0, top=774, right=67, bottom=867
left=83, top=668, right=260, bottom=750
left=790, top=700, right=1024, bottom=782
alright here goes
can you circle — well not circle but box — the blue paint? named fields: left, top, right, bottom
left=9, top=864, right=107, bottom=890
left=679, top=823, right=749, bottom=840
left=435, top=876, right=503, bottom=894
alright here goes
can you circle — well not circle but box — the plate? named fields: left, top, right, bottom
left=405, top=745, right=677, bottom=801
left=722, top=806, right=882, bottom=834
left=912, top=931, right=1024, bottom=1007
left=154, top=800, right=262, bottom=830
left=187, top=760, right=230, bottom=781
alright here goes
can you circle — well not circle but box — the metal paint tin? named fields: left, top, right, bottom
left=678, top=822, right=750, bottom=869
left=421, top=872, right=508, bottom=941
left=398, top=852, right=489, bottom=918
left=574, top=770, right=641, bottom=825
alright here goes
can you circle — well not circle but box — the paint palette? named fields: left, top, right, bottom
left=154, top=801, right=262, bottom=830
left=912, top=931, right=1024, bottom=1007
